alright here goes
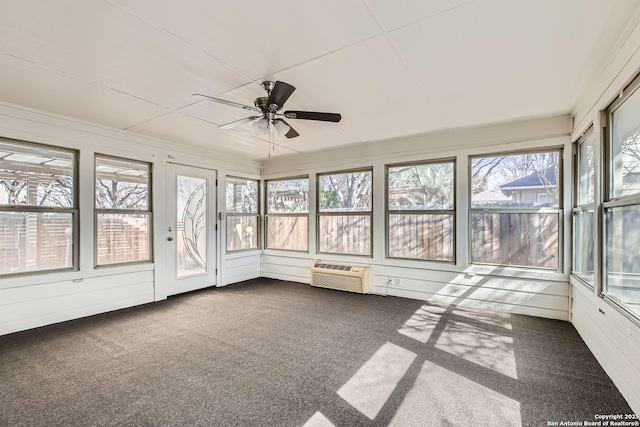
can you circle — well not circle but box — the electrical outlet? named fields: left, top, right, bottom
left=394, top=277, right=401, bottom=287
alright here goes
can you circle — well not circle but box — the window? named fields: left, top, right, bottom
left=387, top=160, right=455, bottom=262
left=317, top=169, right=372, bottom=256
left=470, top=150, right=562, bottom=269
left=226, top=177, right=259, bottom=251
left=604, top=80, right=640, bottom=318
left=0, top=139, right=77, bottom=275
left=266, top=177, right=309, bottom=251
left=573, top=129, right=595, bottom=284
left=95, top=155, right=151, bottom=266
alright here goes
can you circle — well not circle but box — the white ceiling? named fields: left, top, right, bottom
left=0, top=0, right=638, bottom=160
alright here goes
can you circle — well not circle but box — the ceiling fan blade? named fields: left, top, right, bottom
left=193, top=94, right=260, bottom=112
left=281, top=119, right=299, bottom=139
left=266, top=81, right=295, bottom=110
left=218, top=116, right=262, bottom=130
left=283, top=111, right=341, bottom=123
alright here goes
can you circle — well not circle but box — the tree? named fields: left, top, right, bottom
left=471, top=157, right=504, bottom=193
left=0, top=178, right=27, bottom=205
left=38, top=176, right=73, bottom=207
left=471, top=152, right=559, bottom=205
left=96, top=178, right=147, bottom=209
left=319, top=171, right=371, bottom=211
left=0, top=172, right=73, bottom=207
left=388, top=163, right=453, bottom=209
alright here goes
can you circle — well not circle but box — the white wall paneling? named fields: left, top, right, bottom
left=0, top=270, right=154, bottom=336
left=372, top=266, right=568, bottom=320
left=263, top=115, right=571, bottom=176
left=223, top=252, right=261, bottom=286
left=262, top=254, right=314, bottom=284
left=0, top=2, right=638, bottom=412
left=572, top=10, right=640, bottom=139
left=0, top=101, right=261, bottom=335
left=262, top=115, right=572, bottom=321
left=568, top=13, right=640, bottom=413
left=262, top=253, right=569, bottom=320
left=572, top=281, right=640, bottom=412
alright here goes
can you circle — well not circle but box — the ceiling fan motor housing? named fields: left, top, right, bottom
left=254, top=97, right=268, bottom=111
left=196, top=80, right=340, bottom=139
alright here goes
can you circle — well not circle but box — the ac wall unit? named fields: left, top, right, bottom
left=310, top=262, right=370, bottom=294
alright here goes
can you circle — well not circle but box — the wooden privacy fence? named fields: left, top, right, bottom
left=267, top=216, right=308, bottom=251
left=0, top=215, right=71, bottom=274
left=471, top=212, right=559, bottom=269
left=318, top=215, right=370, bottom=255
left=388, top=214, right=454, bottom=261
left=225, top=216, right=258, bottom=251
left=96, top=217, right=148, bottom=265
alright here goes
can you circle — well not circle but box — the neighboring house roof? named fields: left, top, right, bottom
left=473, top=189, right=512, bottom=202
left=500, top=167, right=557, bottom=189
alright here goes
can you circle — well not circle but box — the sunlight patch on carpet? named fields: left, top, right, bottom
left=337, top=342, right=416, bottom=420
left=389, top=360, right=521, bottom=426
left=302, top=411, right=335, bottom=427
left=397, top=304, right=445, bottom=343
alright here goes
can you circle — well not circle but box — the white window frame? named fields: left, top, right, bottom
left=469, top=149, right=563, bottom=271
left=385, top=159, right=456, bottom=263
left=265, top=176, right=309, bottom=252
left=94, top=154, right=152, bottom=268
left=316, top=168, right=373, bottom=257
left=572, top=127, right=596, bottom=286
left=225, top=176, right=260, bottom=253
left=0, top=138, right=78, bottom=277
left=602, top=75, right=640, bottom=321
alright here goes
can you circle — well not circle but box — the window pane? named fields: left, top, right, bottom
left=611, top=90, right=640, bottom=198
left=577, top=135, right=595, bottom=205
left=318, top=215, right=370, bottom=255
left=388, top=214, right=453, bottom=261
left=96, top=156, right=149, bottom=210
left=96, top=213, right=149, bottom=265
left=0, top=140, right=74, bottom=207
left=388, top=162, right=454, bottom=210
left=573, top=210, right=595, bottom=283
left=226, top=216, right=258, bottom=251
left=226, top=177, right=258, bottom=213
left=605, top=205, right=640, bottom=317
left=267, top=179, right=309, bottom=213
left=318, top=171, right=372, bottom=212
left=471, top=213, right=559, bottom=269
left=0, top=212, right=74, bottom=275
left=266, top=216, right=308, bottom=251
left=471, top=152, right=560, bottom=208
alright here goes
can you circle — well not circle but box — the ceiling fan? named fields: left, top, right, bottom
left=193, top=81, right=341, bottom=139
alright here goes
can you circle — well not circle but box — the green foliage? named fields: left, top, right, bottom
left=319, top=190, right=341, bottom=209
left=388, top=163, right=454, bottom=209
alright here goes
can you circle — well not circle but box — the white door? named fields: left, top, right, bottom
left=166, top=163, right=217, bottom=295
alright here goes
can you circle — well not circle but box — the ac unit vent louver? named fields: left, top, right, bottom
left=310, top=263, right=370, bottom=294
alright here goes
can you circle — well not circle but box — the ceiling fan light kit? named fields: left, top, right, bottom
left=273, top=119, right=291, bottom=135
left=252, top=118, right=269, bottom=134
left=193, top=81, right=342, bottom=140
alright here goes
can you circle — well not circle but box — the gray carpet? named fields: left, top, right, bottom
left=0, top=278, right=632, bottom=426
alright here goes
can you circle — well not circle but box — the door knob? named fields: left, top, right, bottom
left=167, top=236, right=174, bottom=241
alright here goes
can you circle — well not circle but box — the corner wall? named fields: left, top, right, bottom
left=262, top=115, right=572, bottom=321
left=569, top=9, right=640, bottom=414
left=0, top=102, right=261, bottom=336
